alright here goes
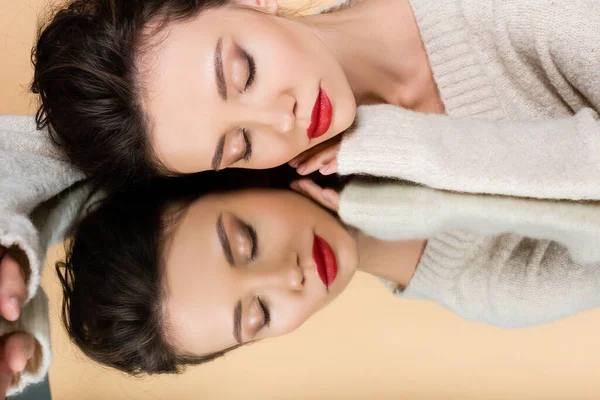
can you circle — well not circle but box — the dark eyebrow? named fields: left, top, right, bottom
left=216, top=213, right=234, bottom=266
left=211, top=134, right=225, bottom=171
left=215, top=36, right=227, bottom=101
left=233, top=300, right=242, bottom=344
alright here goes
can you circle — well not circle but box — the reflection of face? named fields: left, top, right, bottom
left=141, top=4, right=356, bottom=174
left=163, top=189, right=359, bottom=357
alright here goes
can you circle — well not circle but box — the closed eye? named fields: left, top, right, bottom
left=245, top=222, right=258, bottom=260
left=257, top=296, right=270, bottom=328
left=241, top=128, right=252, bottom=162
left=242, top=48, right=255, bottom=91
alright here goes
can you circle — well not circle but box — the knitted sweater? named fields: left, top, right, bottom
left=341, top=181, right=600, bottom=327
left=338, top=0, right=600, bottom=199
left=0, top=115, right=85, bottom=395
left=336, top=0, right=600, bottom=326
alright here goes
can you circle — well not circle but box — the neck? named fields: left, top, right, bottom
left=353, top=230, right=426, bottom=288
left=301, top=0, right=444, bottom=112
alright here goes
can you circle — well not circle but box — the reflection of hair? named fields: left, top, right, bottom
left=31, top=0, right=229, bottom=190
left=57, top=167, right=342, bottom=374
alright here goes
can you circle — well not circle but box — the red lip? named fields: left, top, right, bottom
left=306, top=88, right=332, bottom=140
left=313, top=235, right=338, bottom=288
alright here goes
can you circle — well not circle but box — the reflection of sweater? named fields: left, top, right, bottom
left=341, top=182, right=600, bottom=327
left=0, top=115, right=85, bottom=395
left=334, top=0, right=600, bottom=327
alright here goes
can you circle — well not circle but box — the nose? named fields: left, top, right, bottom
left=251, top=252, right=304, bottom=292
left=243, top=94, right=296, bottom=134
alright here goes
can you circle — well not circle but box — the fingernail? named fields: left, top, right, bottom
left=289, top=159, right=299, bottom=168
left=290, top=182, right=300, bottom=191
left=319, top=165, right=329, bottom=174
left=297, top=165, right=306, bottom=175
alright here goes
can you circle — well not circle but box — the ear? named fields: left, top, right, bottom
left=233, top=0, right=279, bottom=15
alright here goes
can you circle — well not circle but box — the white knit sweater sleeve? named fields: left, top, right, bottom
left=338, top=105, right=600, bottom=200
left=0, top=116, right=83, bottom=301
left=339, top=181, right=600, bottom=265
left=339, top=182, right=600, bottom=327
left=0, top=115, right=85, bottom=395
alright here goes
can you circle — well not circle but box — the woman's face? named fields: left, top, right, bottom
left=163, top=189, right=359, bottom=357
left=140, top=1, right=356, bottom=174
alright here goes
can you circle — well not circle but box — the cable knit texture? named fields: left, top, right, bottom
left=0, top=115, right=85, bottom=395
left=334, top=0, right=600, bottom=327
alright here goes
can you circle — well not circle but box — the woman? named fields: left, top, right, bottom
left=2, top=0, right=597, bottom=392
left=32, top=0, right=599, bottom=194
left=59, top=176, right=600, bottom=374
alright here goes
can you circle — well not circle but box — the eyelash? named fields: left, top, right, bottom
left=257, top=296, right=271, bottom=328
left=242, top=49, right=256, bottom=91
left=245, top=222, right=258, bottom=261
left=241, top=128, right=252, bottom=162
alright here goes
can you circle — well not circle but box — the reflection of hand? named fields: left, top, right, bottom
left=289, top=136, right=341, bottom=176
left=0, top=332, right=35, bottom=400
left=291, top=179, right=340, bottom=212
left=0, top=247, right=27, bottom=322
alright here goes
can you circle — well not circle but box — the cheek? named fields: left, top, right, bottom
left=255, top=22, right=312, bottom=77
left=250, top=134, right=301, bottom=169
left=271, top=296, right=315, bottom=337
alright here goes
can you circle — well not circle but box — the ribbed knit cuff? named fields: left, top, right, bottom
left=0, top=214, right=43, bottom=304
left=408, top=0, right=504, bottom=119
left=337, top=105, right=436, bottom=180
left=388, top=231, right=479, bottom=300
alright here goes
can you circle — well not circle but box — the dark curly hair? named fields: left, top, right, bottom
left=56, top=176, right=221, bottom=375
left=56, top=166, right=343, bottom=374
left=31, top=0, right=228, bottom=190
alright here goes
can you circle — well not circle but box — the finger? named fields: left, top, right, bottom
left=289, top=180, right=305, bottom=195
left=321, top=188, right=340, bottom=211
left=296, top=144, right=339, bottom=176
left=0, top=366, right=11, bottom=400
left=0, top=337, right=10, bottom=400
left=293, top=179, right=339, bottom=212
left=290, top=134, right=343, bottom=168
left=3, top=333, right=35, bottom=373
left=289, top=141, right=331, bottom=168
left=0, top=255, right=26, bottom=322
left=0, top=295, right=20, bottom=323
left=288, top=152, right=311, bottom=168
left=319, top=158, right=338, bottom=175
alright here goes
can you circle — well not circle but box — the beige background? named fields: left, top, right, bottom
left=2, top=0, right=600, bottom=398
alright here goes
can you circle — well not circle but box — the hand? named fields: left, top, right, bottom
left=291, top=179, right=340, bottom=212
left=289, top=136, right=341, bottom=176
left=0, top=247, right=27, bottom=322
left=0, top=332, right=36, bottom=400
